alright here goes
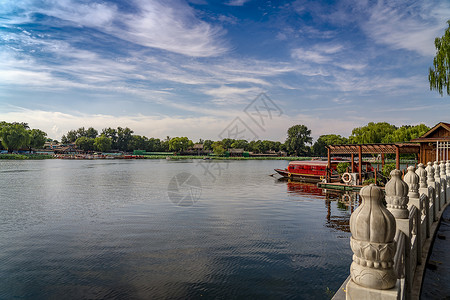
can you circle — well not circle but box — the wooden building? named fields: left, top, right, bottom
left=411, top=122, right=450, bottom=164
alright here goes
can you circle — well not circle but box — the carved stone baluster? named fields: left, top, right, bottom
left=415, top=163, right=428, bottom=194
left=346, top=184, right=397, bottom=298
left=384, top=169, right=411, bottom=297
left=416, top=163, right=430, bottom=238
left=404, top=166, right=421, bottom=211
left=386, top=170, right=409, bottom=219
left=426, top=162, right=440, bottom=213
left=440, top=161, right=446, bottom=178
left=434, top=161, right=441, bottom=183
left=441, top=161, right=447, bottom=204
left=426, top=162, right=435, bottom=187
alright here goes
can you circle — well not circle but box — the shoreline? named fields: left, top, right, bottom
left=0, top=153, right=416, bottom=164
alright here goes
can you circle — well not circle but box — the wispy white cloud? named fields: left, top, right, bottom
left=225, top=0, right=251, bottom=6
left=1, top=0, right=228, bottom=57
left=359, top=0, right=450, bottom=56
left=291, top=43, right=344, bottom=64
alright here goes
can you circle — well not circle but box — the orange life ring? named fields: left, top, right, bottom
left=288, top=172, right=292, bottom=177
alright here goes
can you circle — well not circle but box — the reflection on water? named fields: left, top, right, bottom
left=285, top=180, right=360, bottom=233
left=0, top=160, right=356, bottom=299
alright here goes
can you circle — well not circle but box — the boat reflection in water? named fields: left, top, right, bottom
left=282, top=179, right=361, bottom=233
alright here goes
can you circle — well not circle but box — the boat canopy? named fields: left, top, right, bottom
left=289, top=160, right=350, bottom=166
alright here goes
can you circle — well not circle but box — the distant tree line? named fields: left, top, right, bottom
left=0, top=122, right=47, bottom=153
left=0, top=121, right=431, bottom=156
left=311, top=122, right=430, bottom=157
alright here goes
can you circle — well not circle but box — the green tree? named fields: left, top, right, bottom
left=0, top=123, right=30, bottom=152
left=285, top=125, right=313, bottom=156
left=231, top=139, right=249, bottom=150
left=221, top=138, right=235, bottom=150
left=101, top=127, right=118, bottom=149
left=429, top=20, right=450, bottom=96
left=61, top=129, right=78, bottom=144
left=203, top=140, right=214, bottom=151
left=249, top=140, right=263, bottom=153
left=212, top=141, right=225, bottom=156
left=168, top=137, right=193, bottom=152
left=381, top=124, right=430, bottom=143
left=349, top=122, right=397, bottom=144
left=312, top=134, right=348, bottom=156
left=116, top=127, right=134, bottom=151
left=75, top=136, right=95, bottom=152
left=128, top=135, right=148, bottom=151
left=85, top=127, right=98, bottom=139
left=28, top=129, right=47, bottom=151
left=94, top=135, right=112, bottom=152
left=146, top=138, right=162, bottom=152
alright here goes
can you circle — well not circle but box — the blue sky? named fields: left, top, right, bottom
left=1, top=0, right=450, bottom=141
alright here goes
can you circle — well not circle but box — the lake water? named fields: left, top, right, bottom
left=0, top=159, right=357, bottom=299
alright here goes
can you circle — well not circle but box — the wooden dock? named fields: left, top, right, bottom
left=316, top=182, right=363, bottom=191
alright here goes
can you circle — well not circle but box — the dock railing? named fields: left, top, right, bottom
left=332, top=161, right=450, bottom=300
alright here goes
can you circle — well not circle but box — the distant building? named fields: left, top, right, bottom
left=411, top=122, right=450, bottom=164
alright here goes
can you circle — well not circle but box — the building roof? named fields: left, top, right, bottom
left=289, top=160, right=350, bottom=166
left=410, top=122, right=450, bottom=142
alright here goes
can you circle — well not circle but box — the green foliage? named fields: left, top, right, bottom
left=221, top=138, right=235, bottom=149
left=312, top=134, right=348, bottom=156
left=28, top=129, right=47, bottom=149
left=168, top=137, right=193, bottom=152
left=203, top=140, right=213, bottom=151
left=349, top=122, right=397, bottom=144
left=337, top=162, right=350, bottom=174
left=128, top=135, right=147, bottom=151
left=0, top=123, right=30, bottom=152
left=101, top=127, right=118, bottom=148
left=116, top=127, right=134, bottom=151
left=146, top=137, right=163, bottom=152
left=0, top=154, right=28, bottom=159
left=75, top=136, right=95, bottom=151
left=429, top=20, right=450, bottom=96
left=231, top=139, right=249, bottom=150
left=285, top=124, right=312, bottom=156
left=362, top=178, right=384, bottom=186
left=382, top=163, right=396, bottom=178
left=212, top=141, right=225, bottom=156
left=381, top=124, right=430, bottom=143
left=94, top=136, right=112, bottom=152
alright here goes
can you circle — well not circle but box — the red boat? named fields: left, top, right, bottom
left=275, top=160, right=375, bottom=183
left=274, top=160, right=341, bottom=183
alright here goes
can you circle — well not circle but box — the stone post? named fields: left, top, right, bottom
left=404, top=166, right=422, bottom=263
left=416, top=163, right=430, bottom=238
left=427, top=162, right=440, bottom=214
left=386, top=170, right=409, bottom=219
left=426, top=162, right=435, bottom=187
left=415, top=163, right=428, bottom=196
left=434, top=161, right=441, bottom=184
left=446, top=160, right=450, bottom=203
left=346, top=184, right=398, bottom=299
left=404, top=166, right=421, bottom=211
left=385, top=169, right=411, bottom=297
left=440, top=161, right=447, bottom=205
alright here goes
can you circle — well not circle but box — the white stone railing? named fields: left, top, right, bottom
left=333, top=161, right=450, bottom=300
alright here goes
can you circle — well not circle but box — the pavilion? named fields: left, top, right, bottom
left=326, top=143, right=420, bottom=183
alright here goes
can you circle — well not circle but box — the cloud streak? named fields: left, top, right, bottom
left=1, top=0, right=228, bottom=57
